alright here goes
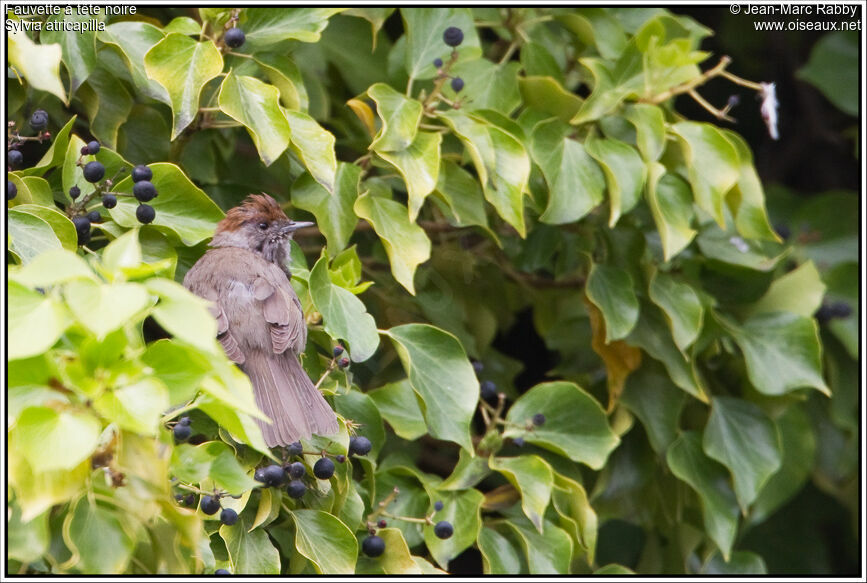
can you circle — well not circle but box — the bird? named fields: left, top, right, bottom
left=184, top=193, right=338, bottom=447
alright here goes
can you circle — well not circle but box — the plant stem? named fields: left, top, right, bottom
left=645, top=56, right=733, bottom=104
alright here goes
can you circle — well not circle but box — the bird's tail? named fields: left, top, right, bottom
left=242, top=351, right=338, bottom=448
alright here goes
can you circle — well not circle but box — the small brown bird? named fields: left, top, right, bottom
left=184, top=194, right=338, bottom=447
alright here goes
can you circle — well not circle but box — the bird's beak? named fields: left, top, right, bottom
left=281, top=220, right=314, bottom=234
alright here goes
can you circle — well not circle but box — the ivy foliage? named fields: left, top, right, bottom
left=6, top=7, right=858, bottom=575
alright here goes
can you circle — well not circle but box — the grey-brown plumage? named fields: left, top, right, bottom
left=184, top=194, right=338, bottom=447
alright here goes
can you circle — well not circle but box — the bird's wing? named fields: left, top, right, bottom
left=252, top=271, right=307, bottom=355
left=184, top=266, right=247, bottom=364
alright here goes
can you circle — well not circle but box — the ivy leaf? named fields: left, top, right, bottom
left=286, top=109, right=337, bottom=193
left=8, top=208, right=67, bottom=263
left=586, top=263, right=639, bottom=342
left=746, top=261, right=825, bottom=319
left=557, top=8, right=627, bottom=60
left=42, top=13, right=97, bottom=93
left=13, top=407, right=101, bottom=472
left=586, top=300, right=642, bottom=412
left=7, top=281, right=70, bottom=360
left=489, top=455, right=553, bottom=533
left=220, top=512, right=280, bottom=574
left=571, top=42, right=643, bottom=124
left=292, top=163, right=360, bottom=257
left=648, top=270, right=704, bottom=351
left=585, top=137, right=646, bottom=226
left=333, top=390, right=385, bottom=459
left=292, top=509, right=358, bottom=574
left=8, top=25, right=66, bottom=103
left=447, top=59, right=522, bottom=115
left=374, top=528, right=423, bottom=574
left=432, top=160, right=498, bottom=242
left=353, top=191, right=431, bottom=295
left=702, top=550, right=768, bottom=575
left=796, top=30, right=858, bottom=116
left=171, top=442, right=259, bottom=495
left=145, top=277, right=219, bottom=353
left=64, top=280, right=152, bottom=341
left=671, top=121, right=740, bottom=229
left=93, top=379, right=169, bottom=437
left=254, top=53, right=308, bottom=110
left=98, top=22, right=170, bottom=104
left=504, top=513, right=573, bottom=574
left=368, top=380, right=428, bottom=440
left=551, top=473, right=598, bottom=564
left=623, top=103, right=666, bottom=162
left=309, top=254, right=380, bottom=362
left=703, top=396, right=783, bottom=512
left=9, top=203, right=76, bottom=254
left=531, top=119, right=605, bottom=225
left=721, top=130, right=779, bottom=242
left=667, top=431, right=739, bottom=561
left=218, top=71, right=291, bottom=166
left=63, top=497, right=135, bottom=574
left=423, top=488, right=484, bottom=568
left=518, top=77, right=583, bottom=122
left=718, top=311, right=829, bottom=396
left=621, top=364, right=687, bottom=454
left=375, top=131, right=442, bottom=221
left=503, top=381, right=620, bottom=469
left=241, top=8, right=344, bottom=51
left=77, top=67, right=133, bottom=148
left=401, top=7, right=482, bottom=82
left=383, top=324, right=478, bottom=451
left=144, top=33, right=224, bottom=139
left=367, top=82, right=423, bottom=153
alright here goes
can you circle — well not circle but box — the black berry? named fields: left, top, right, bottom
left=8, top=180, right=17, bottom=200
left=333, top=345, right=345, bottom=357
left=830, top=301, right=852, bottom=319
left=29, top=109, right=49, bottom=131
left=136, top=204, right=156, bottom=224
left=254, top=467, right=266, bottom=483
left=434, top=500, right=444, bottom=512
left=814, top=304, right=834, bottom=324
left=774, top=223, right=790, bottom=241
left=287, top=461, right=306, bottom=480
left=73, top=216, right=91, bottom=234
left=87, top=210, right=102, bottom=223
left=287, top=441, right=303, bottom=457
left=131, top=165, right=152, bottom=183
left=434, top=520, right=454, bottom=539
left=173, top=423, right=192, bottom=442
left=532, top=413, right=546, bottom=427
left=450, top=77, right=464, bottom=92
left=433, top=57, right=443, bottom=68
left=362, top=535, right=386, bottom=557
left=513, top=437, right=525, bottom=448
left=102, top=194, right=117, bottom=209
left=81, top=146, right=90, bottom=155
left=443, top=26, right=464, bottom=47
left=377, top=519, right=387, bottom=528
left=286, top=480, right=306, bottom=499
left=215, top=568, right=231, bottom=575
left=472, top=361, right=484, bottom=374
left=313, top=457, right=335, bottom=480
left=480, top=380, right=497, bottom=402
left=69, top=186, right=81, bottom=200
left=338, top=357, right=350, bottom=369
left=224, top=27, right=246, bottom=49
left=200, top=495, right=221, bottom=515
left=220, top=508, right=239, bottom=526
left=335, top=454, right=346, bottom=463
left=133, top=180, right=157, bottom=202
left=86, top=140, right=100, bottom=155
left=349, top=436, right=372, bottom=456
left=178, top=416, right=191, bottom=426
left=82, top=161, right=105, bottom=183
left=77, top=228, right=91, bottom=246
left=8, top=149, right=23, bottom=169
left=261, top=464, right=286, bottom=487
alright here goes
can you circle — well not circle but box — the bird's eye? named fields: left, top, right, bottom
left=258, top=222, right=268, bottom=230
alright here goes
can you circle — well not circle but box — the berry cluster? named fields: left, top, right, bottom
left=361, top=488, right=454, bottom=558
left=815, top=301, right=852, bottom=324
left=430, top=26, right=466, bottom=97
left=7, top=111, right=54, bottom=201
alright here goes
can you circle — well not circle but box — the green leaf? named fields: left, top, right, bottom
left=8, top=24, right=66, bottom=103
left=333, top=390, right=385, bottom=459
left=439, top=448, right=491, bottom=491
left=666, top=431, right=739, bottom=561
left=286, top=109, right=337, bottom=192
left=7, top=506, right=49, bottom=564
left=796, top=31, right=858, bottom=116
left=721, top=130, right=779, bottom=242
left=292, top=509, right=357, bottom=574
left=8, top=209, right=65, bottom=262
left=623, top=103, right=666, bottom=162
left=98, top=22, right=170, bottom=104
left=703, top=397, right=782, bottom=512
left=13, top=204, right=77, bottom=254
left=448, top=59, right=522, bottom=115
left=144, top=33, right=224, bottom=139
left=423, top=488, right=484, bottom=568
left=531, top=119, right=605, bottom=225
left=648, top=270, right=704, bottom=351
left=627, top=304, right=709, bottom=402
left=217, top=71, right=291, bottom=165
left=703, top=550, right=768, bottom=574
left=551, top=473, right=598, bottom=564
left=518, top=77, right=583, bottom=122
left=63, top=497, right=135, bottom=574
left=671, top=121, right=740, bottom=229
left=479, top=526, right=526, bottom=574
left=746, top=261, right=825, bottom=319
left=14, top=407, right=101, bottom=472
left=93, top=379, right=169, bottom=437
left=557, top=8, right=627, bottom=59
left=376, top=131, right=442, bottom=221
left=439, top=110, right=530, bottom=236
left=42, top=13, right=97, bottom=93
left=254, top=53, right=308, bottom=110
left=586, top=263, right=640, bottom=342
left=503, top=381, right=620, bottom=469
left=171, top=441, right=259, bottom=495
left=585, top=137, right=646, bottom=226
left=432, top=160, right=497, bottom=241
left=383, top=324, right=478, bottom=451
left=78, top=67, right=134, bottom=149
left=109, top=162, right=225, bottom=246
left=368, top=380, right=428, bottom=440
left=241, top=8, right=344, bottom=51
left=145, top=277, right=219, bottom=354
left=292, top=163, right=360, bottom=257
left=489, top=455, right=553, bottom=533
left=353, top=191, right=430, bottom=295
left=401, top=8, right=482, bottom=82
left=570, top=42, right=644, bottom=124
left=309, top=254, right=380, bottom=362
left=696, top=224, right=788, bottom=272
left=505, top=513, right=574, bottom=574
left=620, top=364, right=686, bottom=454
left=594, top=563, right=636, bottom=574
left=142, top=339, right=210, bottom=405
left=7, top=281, right=70, bottom=360
left=719, top=311, right=829, bottom=396
left=64, top=280, right=152, bottom=340
left=6, top=174, right=52, bottom=207
left=220, top=512, right=281, bottom=574
left=374, top=528, right=424, bottom=574
left=367, top=82, right=423, bottom=152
